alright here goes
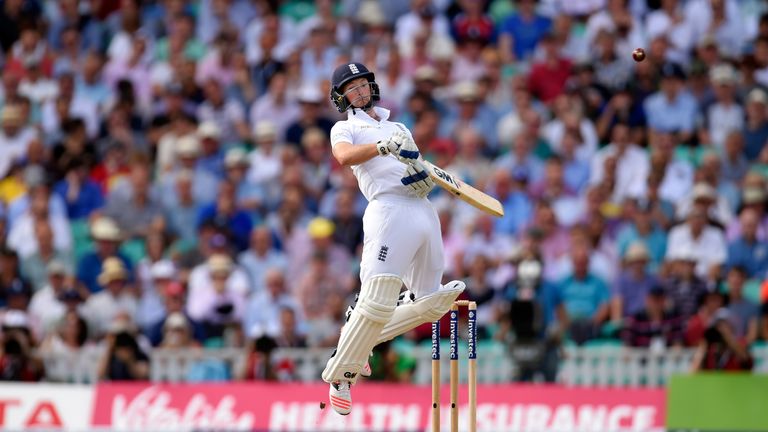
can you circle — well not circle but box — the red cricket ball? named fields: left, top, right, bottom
left=632, top=48, right=646, bottom=62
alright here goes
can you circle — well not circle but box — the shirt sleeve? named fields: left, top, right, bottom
left=329, top=122, right=352, bottom=148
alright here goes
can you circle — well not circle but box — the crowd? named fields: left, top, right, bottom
left=0, top=0, right=767, bottom=383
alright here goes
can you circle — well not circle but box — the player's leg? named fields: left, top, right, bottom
left=322, top=200, right=420, bottom=414
left=376, top=203, right=465, bottom=344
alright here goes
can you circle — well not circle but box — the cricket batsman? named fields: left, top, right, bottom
left=321, top=62, right=466, bottom=415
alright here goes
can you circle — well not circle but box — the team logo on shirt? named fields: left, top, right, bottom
left=378, top=245, right=389, bottom=262
left=349, top=64, right=359, bottom=74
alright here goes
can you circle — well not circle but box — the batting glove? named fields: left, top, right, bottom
left=400, top=160, right=434, bottom=198
left=377, top=132, right=420, bottom=163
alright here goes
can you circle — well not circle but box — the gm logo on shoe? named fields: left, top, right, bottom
left=344, top=372, right=357, bottom=379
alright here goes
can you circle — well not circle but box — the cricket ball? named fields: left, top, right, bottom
left=632, top=48, right=646, bottom=62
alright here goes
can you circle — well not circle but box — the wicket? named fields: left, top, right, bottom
left=432, top=300, right=477, bottom=432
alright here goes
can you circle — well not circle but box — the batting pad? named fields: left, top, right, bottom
left=376, top=280, right=465, bottom=345
left=322, top=274, right=402, bottom=384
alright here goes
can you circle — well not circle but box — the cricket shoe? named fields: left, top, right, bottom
left=361, top=360, right=372, bottom=377
left=329, top=381, right=352, bottom=415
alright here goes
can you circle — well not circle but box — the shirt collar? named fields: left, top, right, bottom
left=346, top=106, right=390, bottom=123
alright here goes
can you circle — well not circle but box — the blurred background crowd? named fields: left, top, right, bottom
left=0, top=0, right=767, bottom=383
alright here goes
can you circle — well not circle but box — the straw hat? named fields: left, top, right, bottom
left=91, top=217, right=122, bottom=242
left=98, top=257, right=128, bottom=286
left=207, top=254, right=233, bottom=275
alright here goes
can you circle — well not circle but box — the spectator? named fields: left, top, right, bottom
left=242, top=269, right=303, bottom=343
left=663, top=249, right=711, bottom=321
left=196, top=77, right=249, bottom=148
left=726, top=208, right=768, bottom=277
left=81, top=257, right=138, bottom=337
left=19, top=220, right=73, bottom=292
left=237, top=227, right=288, bottom=294
left=7, top=183, right=72, bottom=259
left=498, top=0, right=551, bottom=63
left=330, top=190, right=365, bottom=256
left=38, top=310, right=91, bottom=360
left=97, top=320, right=150, bottom=381
left=724, top=266, right=760, bottom=344
left=161, top=135, right=218, bottom=205
left=103, top=154, right=165, bottom=240
left=555, top=243, right=610, bottom=345
left=54, top=159, right=105, bottom=220
left=611, top=242, right=660, bottom=321
left=615, top=199, right=668, bottom=272
left=76, top=217, right=133, bottom=293
left=186, top=254, right=248, bottom=346
left=27, top=260, right=76, bottom=339
left=195, top=121, right=225, bottom=178
left=196, top=180, right=252, bottom=252
left=145, top=281, right=203, bottom=347
left=666, top=206, right=727, bottom=281
left=704, top=64, right=744, bottom=150
left=223, top=148, right=263, bottom=217
left=284, top=84, right=334, bottom=150
left=691, top=307, right=753, bottom=372
left=247, top=122, right=285, bottom=211
left=621, top=286, right=684, bottom=349
left=294, top=250, right=351, bottom=321
left=527, top=34, right=573, bottom=105
left=743, top=88, right=768, bottom=159
left=248, top=72, right=299, bottom=143
left=162, top=169, right=199, bottom=247
left=589, top=121, right=649, bottom=203
left=644, top=62, right=698, bottom=144
left=0, top=310, right=44, bottom=381
left=158, top=312, right=200, bottom=349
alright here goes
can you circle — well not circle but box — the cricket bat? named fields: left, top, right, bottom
left=421, top=160, right=504, bottom=217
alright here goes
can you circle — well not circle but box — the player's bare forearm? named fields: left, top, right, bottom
left=332, top=141, right=380, bottom=166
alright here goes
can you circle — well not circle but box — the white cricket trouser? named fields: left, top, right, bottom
left=360, top=194, right=444, bottom=297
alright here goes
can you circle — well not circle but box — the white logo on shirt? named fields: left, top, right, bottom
left=349, top=64, right=359, bottom=74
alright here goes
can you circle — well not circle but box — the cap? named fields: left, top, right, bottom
left=357, top=0, right=387, bottom=26
left=2, top=310, right=29, bottom=329
left=624, top=242, right=650, bottom=262
left=692, top=182, right=717, bottom=201
left=660, top=62, right=686, bottom=80
left=414, top=65, right=438, bottom=82
left=747, top=88, right=768, bottom=105
left=46, top=259, right=70, bottom=276
left=208, top=254, right=233, bottom=274
left=709, top=63, right=738, bottom=85
left=176, top=135, right=201, bottom=157
left=91, top=217, right=122, bottom=241
left=357, top=0, right=386, bottom=26
left=197, top=121, right=221, bottom=140
left=150, top=260, right=176, bottom=280
left=254, top=122, right=277, bottom=141
left=97, top=257, right=128, bottom=286
left=164, top=312, right=189, bottom=330
left=164, top=281, right=185, bottom=297
left=1, top=106, right=22, bottom=124
left=742, top=187, right=767, bottom=205
left=308, top=217, right=335, bottom=239
left=453, top=81, right=480, bottom=101
left=297, top=84, right=323, bottom=104
left=224, top=148, right=249, bottom=167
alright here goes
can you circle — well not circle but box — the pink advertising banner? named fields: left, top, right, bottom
left=92, top=382, right=666, bottom=431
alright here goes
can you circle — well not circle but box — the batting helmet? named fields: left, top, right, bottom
left=330, top=62, right=380, bottom=113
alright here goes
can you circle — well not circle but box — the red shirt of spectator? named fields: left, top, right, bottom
left=527, top=35, right=572, bottom=105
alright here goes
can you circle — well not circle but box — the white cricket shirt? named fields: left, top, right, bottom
left=330, top=106, right=415, bottom=201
